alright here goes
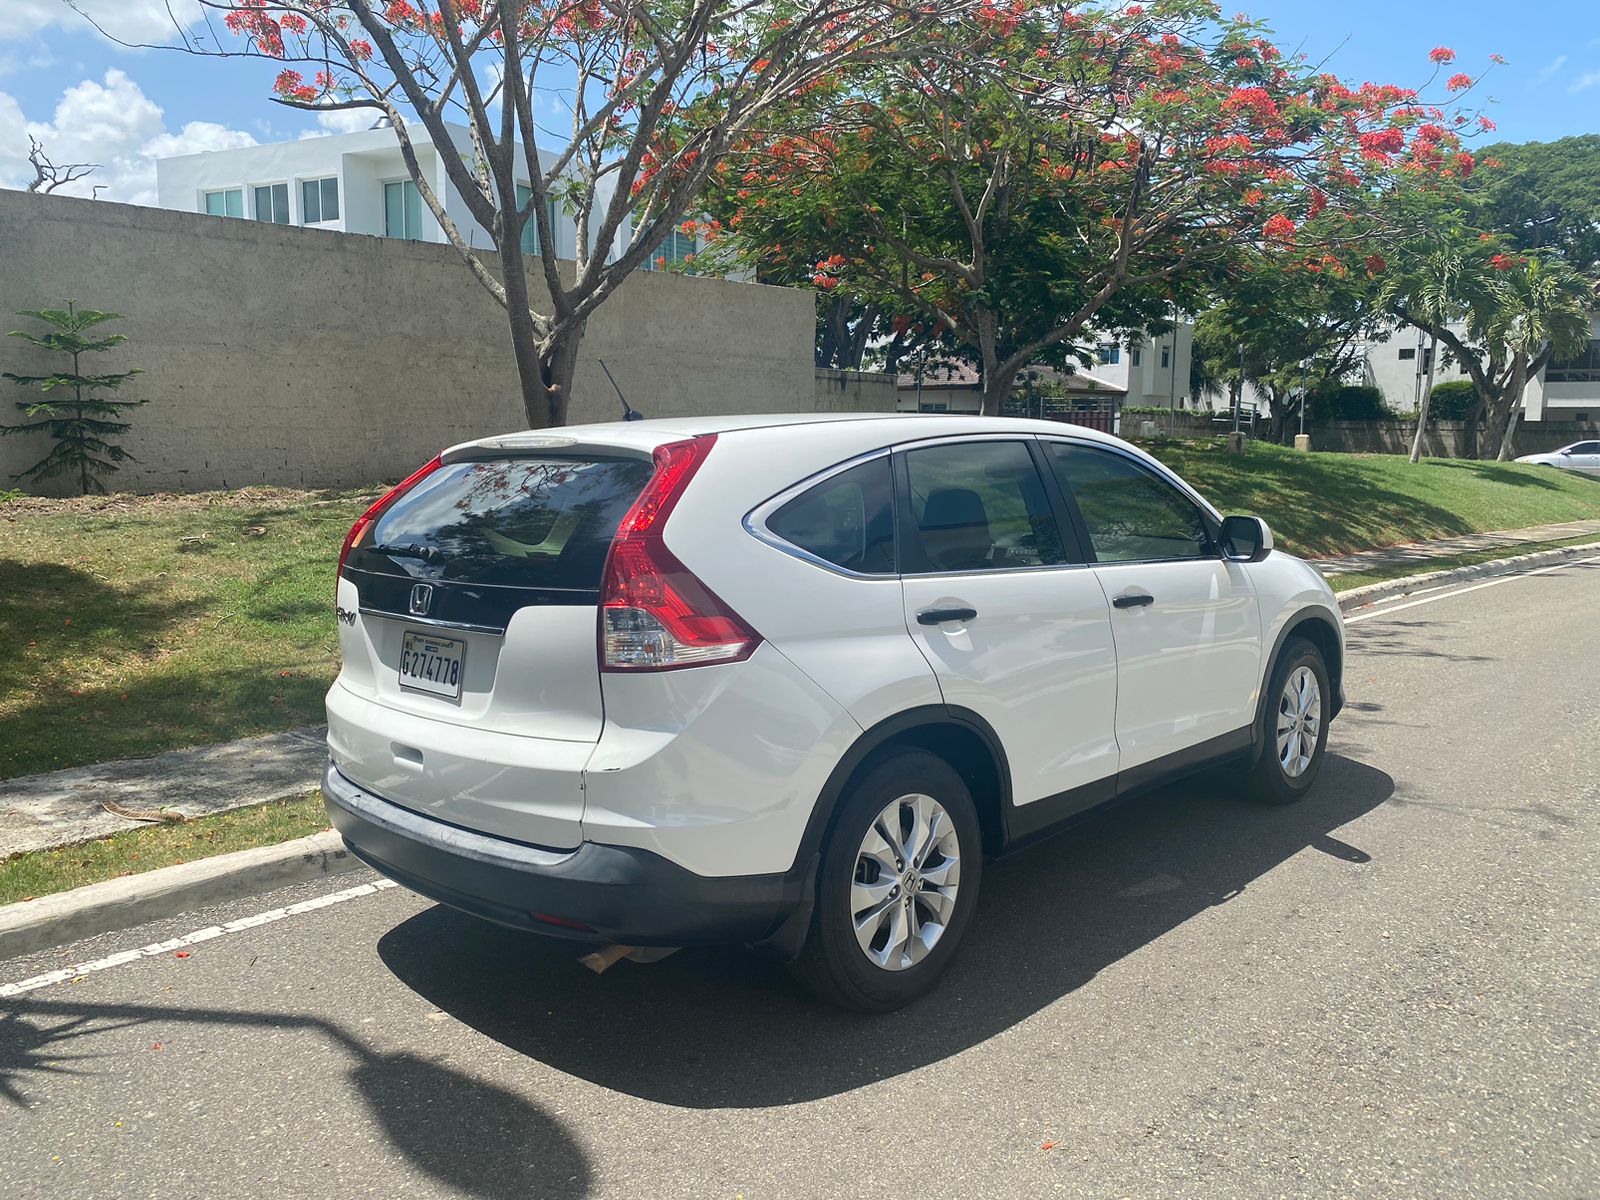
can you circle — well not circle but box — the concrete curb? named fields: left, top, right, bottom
left=0, top=828, right=363, bottom=962
left=1335, top=540, right=1600, bottom=613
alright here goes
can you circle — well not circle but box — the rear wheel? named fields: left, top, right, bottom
left=790, top=751, right=982, bottom=1012
left=1244, top=637, right=1330, bottom=804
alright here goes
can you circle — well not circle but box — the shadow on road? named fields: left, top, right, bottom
left=377, top=752, right=1394, bottom=1109
left=0, top=1001, right=590, bottom=1199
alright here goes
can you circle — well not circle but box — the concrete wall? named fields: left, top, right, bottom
left=0, top=189, right=813, bottom=494
left=813, top=368, right=898, bottom=413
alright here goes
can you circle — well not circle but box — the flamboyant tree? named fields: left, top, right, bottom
left=113, top=0, right=980, bottom=427
left=703, top=0, right=1499, bottom=414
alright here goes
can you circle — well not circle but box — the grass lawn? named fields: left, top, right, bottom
left=1, top=488, right=369, bottom=779
left=4, top=445, right=1599, bottom=782
left=1140, top=438, right=1600, bottom=559
left=0, top=792, right=329, bottom=905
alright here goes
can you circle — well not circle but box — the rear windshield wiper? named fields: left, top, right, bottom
left=369, top=541, right=442, bottom=563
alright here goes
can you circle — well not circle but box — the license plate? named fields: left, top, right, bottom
left=399, top=631, right=465, bottom=700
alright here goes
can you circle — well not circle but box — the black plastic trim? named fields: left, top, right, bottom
left=324, top=764, right=804, bottom=948
left=1115, top=725, right=1254, bottom=797
left=787, top=704, right=1013, bottom=872
left=1252, top=608, right=1345, bottom=756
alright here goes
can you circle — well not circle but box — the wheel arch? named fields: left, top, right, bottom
left=791, top=706, right=1012, bottom=872
left=1252, top=607, right=1344, bottom=759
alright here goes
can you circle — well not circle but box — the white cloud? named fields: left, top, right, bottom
left=0, top=0, right=205, bottom=44
left=317, top=108, right=379, bottom=134
left=0, top=68, right=255, bottom=204
left=1572, top=72, right=1600, bottom=94
left=1534, top=55, right=1567, bottom=83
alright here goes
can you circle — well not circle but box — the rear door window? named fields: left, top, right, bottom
left=353, top=456, right=652, bottom=593
left=900, top=440, right=1069, bottom=573
left=765, top=457, right=897, bottom=574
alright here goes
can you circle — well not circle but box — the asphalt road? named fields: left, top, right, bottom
left=3, top=559, right=1597, bottom=1199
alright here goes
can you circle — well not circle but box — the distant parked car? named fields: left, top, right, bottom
left=1516, top=441, right=1600, bottom=476
left=323, top=414, right=1345, bottom=1010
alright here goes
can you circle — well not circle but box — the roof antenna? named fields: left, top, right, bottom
left=598, top=358, right=645, bottom=421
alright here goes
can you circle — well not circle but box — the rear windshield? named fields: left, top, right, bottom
left=359, top=456, right=653, bottom=591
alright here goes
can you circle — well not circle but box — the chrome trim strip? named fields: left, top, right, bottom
left=358, top=607, right=506, bottom=635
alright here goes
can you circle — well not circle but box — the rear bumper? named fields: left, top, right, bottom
left=323, top=763, right=807, bottom=947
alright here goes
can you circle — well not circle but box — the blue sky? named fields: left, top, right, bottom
left=1, top=0, right=1596, bottom=204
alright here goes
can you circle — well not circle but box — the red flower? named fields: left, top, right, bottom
left=1453, top=152, right=1475, bottom=178
left=1365, top=254, right=1387, bottom=274
left=1489, top=253, right=1515, bottom=271
left=1477, top=115, right=1496, bottom=132
left=1446, top=73, right=1472, bottom=92
left=1263, top=213, right=1296, bottom=241
left=1429, top=47, right=1456, bottom=64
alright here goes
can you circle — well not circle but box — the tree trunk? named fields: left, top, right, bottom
left=980, top=361, right=1022, bottom=416
left=495, top=229, right=562, bottom=428
left=1494, top=356, right=1530, bottom=461
left=539, top=325, right=585, bottom=428
left=1408, top=332, right=1439, bottom=464
left=1481, top=352, right=1529, bottom=462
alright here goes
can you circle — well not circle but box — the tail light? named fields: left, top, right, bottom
left=337, top=455, right=443, bottom=582
left=599, top=435, right=760, bottom=671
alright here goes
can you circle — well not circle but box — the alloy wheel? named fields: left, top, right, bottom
left=1276, top=664, right=1322, bottom=779
left=850, top=793, right=962, bottom=971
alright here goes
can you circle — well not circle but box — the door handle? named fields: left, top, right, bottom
left=1112, top=592, right=1155, bottom=609
left=917, top=606, right=978, bottom=625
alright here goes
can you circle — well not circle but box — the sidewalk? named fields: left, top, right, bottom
left=0, top=726, right=327, bottom=858
left=1310, top=519, right=1600, bottom=578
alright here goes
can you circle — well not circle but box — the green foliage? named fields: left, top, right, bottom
left=1427, top=379, right=1478, bottom=421
left=1, top=301, right=144, bottom=495
left=704, top=0, right=1475, bottom=410
left=1474, top=135, right=1600, bottom=272
left=1307, top=384, right=1396, bottom=422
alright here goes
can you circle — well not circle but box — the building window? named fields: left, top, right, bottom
left=514, top=184, right=559, bottom=255
left=1576, top=412, right=1590, bottom=423
left=384, top=180, right=425, bottom=240
left=646, top=228, right=698, bottom=273
left=1096, top=344, right=1121, bottom=365
left=1161, top=346, right=1171, bottom=369
left=301, top=177, right=339, bottom=224
left=1131, top=348, right=1142, bottom=367
left=254, top=183, right=290, bottom=224
left=203, top=188, right=243, bottom=219
left=1398, top=347, right=1416, bottom=360
left=1548, top=341, right=1600, bottom=384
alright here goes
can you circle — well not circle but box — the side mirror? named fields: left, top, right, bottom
left=1560, top=448, right=1573, bottom=456
left=1221, top=514, right=1273, bottom=563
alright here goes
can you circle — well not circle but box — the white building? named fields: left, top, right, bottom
left=895, top=325, right=1194, bottom=415
left=1360, top=316, right=1600, bottom=424
left=154, top=121, right=699, bottom=269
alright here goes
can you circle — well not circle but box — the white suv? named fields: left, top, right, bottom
left=324, top=414, right=1344, bottom=1011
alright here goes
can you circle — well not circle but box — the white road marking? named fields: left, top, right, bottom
left=1345, top=554, right=1600, bottom=625
left=0, top=878, right=398, bottom=998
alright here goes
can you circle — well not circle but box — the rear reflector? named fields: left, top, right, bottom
left=337, top=455, right=443, bottom=583
left=599, top=435, right=760, bottom=671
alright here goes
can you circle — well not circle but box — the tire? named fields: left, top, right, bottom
left=1244, top=636, right=1331, bottom=805
left=789, top=750, right=983, bottom=1012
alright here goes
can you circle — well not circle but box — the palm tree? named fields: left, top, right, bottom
left=1473, top=258, right=1593, bottom=460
